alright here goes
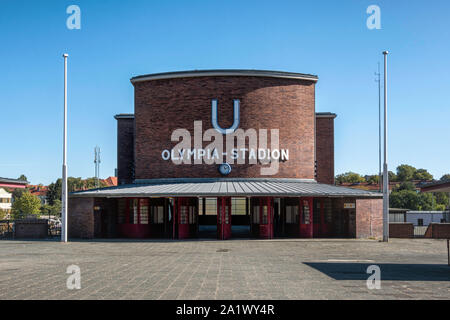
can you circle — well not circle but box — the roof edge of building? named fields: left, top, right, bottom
left=114, top=113, right=335, bottom=120
left=316, top=112, right=337, bottom=119
left=114, top=114, right=135, bottom=120
left=130, top=69, right=318, bottom=84
left=133, top=178, right=317, bottom=184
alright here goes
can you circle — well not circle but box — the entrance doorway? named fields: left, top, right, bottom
left=198, top=197, right=252, bottom=239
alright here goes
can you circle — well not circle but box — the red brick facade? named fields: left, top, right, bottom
left=133, top=76, right=316, bottom=180
left=68, top=197, right=94, bottom=239
left=389, top=223, right=414, bottom=238
left=315, top=115, right=335, bottom=184
left=115, top=115, right=134, bottom=185
left=356, top=198, right=383, bottom=239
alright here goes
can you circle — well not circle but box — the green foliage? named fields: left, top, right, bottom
left=46, top=179, right=62, bottom=206
left=394, top=181, right=416, bottom=192
left=18, top=174, right=28, bottom=181
left=388, top=171, right=398, bottom=182
left=365, top=175, right=379, bottom=184
left=0, top=209, right=8, bottom=220
left=395, top=165, right=433, bottom=182
left=434, top=192, right=449, bottom=208
left=413, top=169, right=433, bottom=181
left=335, top=172, right=366, bottom=184
left=11, top=191, right=41, bottom=219
left=389, top=189, right=434, bottom=211
left=40, top=199, right=62, bottom=217
left=440, top=174, right=450, bottom=181
left=396, top=164, right=417, bottom=182
left=46, top=177, right=107, bottom=205
left=12, top=188, right=26, bottom=201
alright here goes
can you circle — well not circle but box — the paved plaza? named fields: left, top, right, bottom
left=0, top=238, right=449, bottom=300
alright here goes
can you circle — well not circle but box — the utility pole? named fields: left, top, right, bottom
left=376, top=62, right=382, bottom=192
left=382, top=51, right=389, bottom=242
left=61, top=53, right=69, bottom=243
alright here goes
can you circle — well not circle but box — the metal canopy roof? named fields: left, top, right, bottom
left=130, top=69, right=318, bottom=84
left=70, top=179, right=382, bottom=198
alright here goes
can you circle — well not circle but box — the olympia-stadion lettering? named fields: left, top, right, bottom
left=161, top=103, right=290, bottom=170
left=69, top=69, right=383, bottom=241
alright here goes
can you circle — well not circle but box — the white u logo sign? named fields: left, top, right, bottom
left=211, top=99, right=240, bottom=134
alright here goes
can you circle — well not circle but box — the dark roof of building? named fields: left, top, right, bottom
left=70, top=178, right=382, bottom=198
left=130, top=69, right=318, bottom=84
left=0, top=177, right=28, bottom=185
left=420, top=180, right=450, bottom=193
left=114, top=114, right=134, bottom=120
left=316, top=112, right=337, bottom=118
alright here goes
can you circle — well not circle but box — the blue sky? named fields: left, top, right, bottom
left=1, top=0, right=449, bottom=185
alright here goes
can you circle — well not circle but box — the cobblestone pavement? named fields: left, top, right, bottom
left=0, top=238, right=449, bottom=300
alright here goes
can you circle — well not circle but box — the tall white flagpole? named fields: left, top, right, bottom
left=382, top=51, right=389, bottom=242
left=61, top=53, right=69, bottom=243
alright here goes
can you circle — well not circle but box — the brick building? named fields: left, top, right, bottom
left=70, top=69, right=383, bottom=240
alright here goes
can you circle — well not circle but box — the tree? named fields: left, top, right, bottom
left=0, top=209, right=8, bottom=220
left=413, top=169, right=433, bottom=181
left=12, top=188, right=26, bottom=201
left=389, top=189, right=419, bottom=210
left=47, top=177, right=107, bottom=205
left=394, top=181, right=416, bottom=192
left=46, top=179, right=62, bottom=206
left=40, top=200, right=62, bottom=218
left=388, top=171, right=398, bottom=182
left=11, top=192, right=41, bottom=219
left=434, top=192, right=449, bottom=209
left=365, top=175, right=379, bottom=184
left=18, top=174, right=28, bottom=181
left=396, top=164, right=417, bottom=182
left=440, top=174, right=450, bottom=182
left=335, top=172, right=366, bottom=184
left=389, top=189, right=434, bottom=211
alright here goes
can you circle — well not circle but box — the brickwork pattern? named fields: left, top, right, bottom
left=133, top=76, right=316, bottom=179
left=68, top=197, right=94, bottom=239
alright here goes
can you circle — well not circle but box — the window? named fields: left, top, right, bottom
left=180, top=206, right=188, bottom=224
left=204, top=198, right=217, bottom=215
left=151, top=206, right=164, bottom=224
left=302, top=200, right=310, bottom=224
left=323, top=199, right=332, bottom=224
left=188, top=206, right=196, bottom=224
left=417, top=219, right=423, bottom=226
left=286, top=206, right=299, bottom=223
left=252, top=206, right=260, bottom=224
left=261, top=206, right=268, bottom=224
left=231, top=198, right=246, bottom=215
left=139, top=199, right=149, bottom=224
left=117, top=199, right=126, bottom=224
left=129, top=199, right=138, bottom=224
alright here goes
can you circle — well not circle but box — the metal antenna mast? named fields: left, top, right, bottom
left=94, top=146, right=101, bottom=188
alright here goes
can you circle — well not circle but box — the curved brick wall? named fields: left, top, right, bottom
left=133, top=75, right=316, bottom=180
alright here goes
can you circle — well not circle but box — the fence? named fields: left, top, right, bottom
left=413, top=226, right=428, bottom=238
left=0, top=220, right=14, bottom=239
left=0, top=219, right=61, bottom=239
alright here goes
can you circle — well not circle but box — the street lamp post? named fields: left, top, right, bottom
left=61, top=53, right=69, bottom=243
left=382, top=51, right=389, bottom=242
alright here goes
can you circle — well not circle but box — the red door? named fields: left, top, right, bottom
left=217, top=197, right=231, bottom=240
left=259, top=197, right=273, bottom=239
left=176, top=198, right=197, bottom=239
left=299, top=197, right=313, bottom=238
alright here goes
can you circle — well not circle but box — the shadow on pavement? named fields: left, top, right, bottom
left=304, top=262, right=450, bottom=281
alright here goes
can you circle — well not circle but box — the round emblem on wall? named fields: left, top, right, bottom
left=218, top=163, right=232, bottom=176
